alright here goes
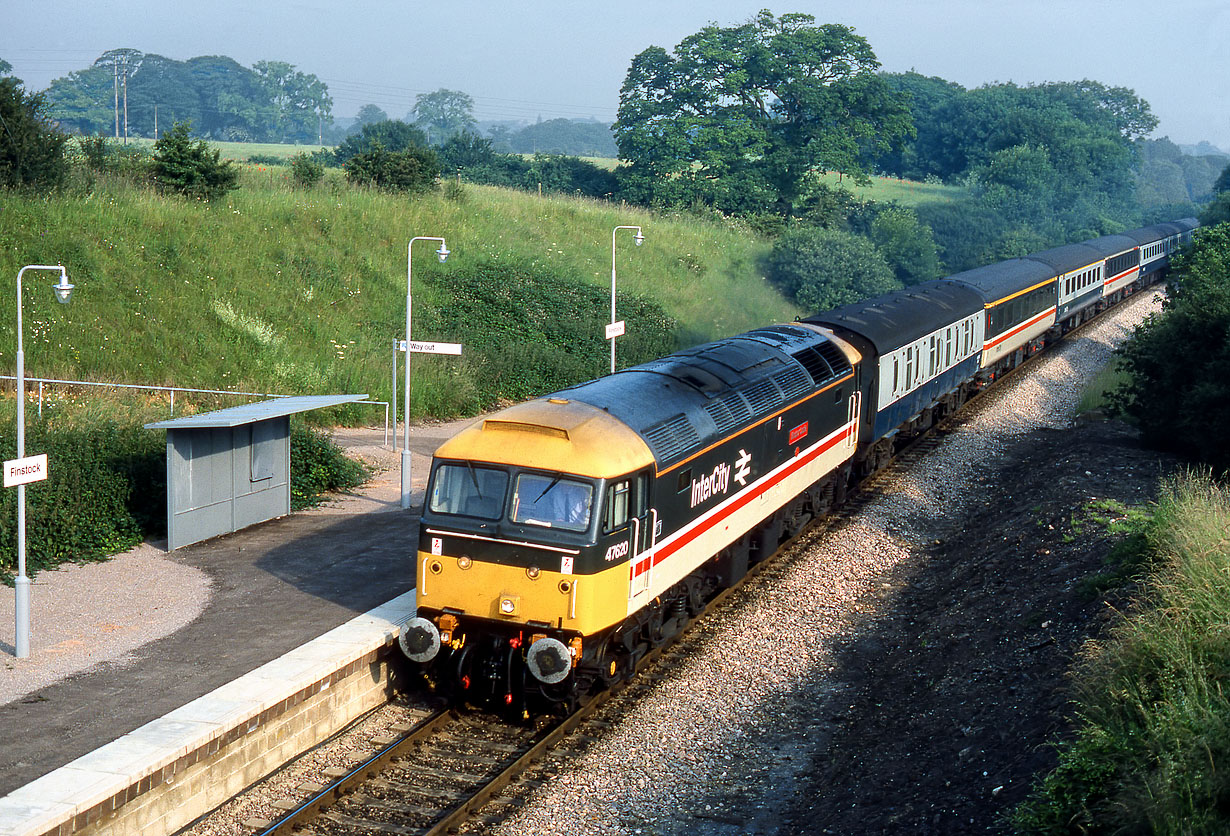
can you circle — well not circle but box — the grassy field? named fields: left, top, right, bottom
left=0, top=165, right=796, bottom=422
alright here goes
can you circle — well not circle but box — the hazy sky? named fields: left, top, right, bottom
left=4, top=0, right=1227, bottom=149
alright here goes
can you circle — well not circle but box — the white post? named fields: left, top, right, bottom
left=610, top=226, right=644, bottom=375
left=402, top=237, right=449, bottom=510
left=12, top=265, right=72, bottom=659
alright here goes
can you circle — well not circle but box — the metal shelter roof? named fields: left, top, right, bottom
left=145, top=394, right=368, bottom=430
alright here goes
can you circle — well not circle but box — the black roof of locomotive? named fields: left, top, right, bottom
left=800, top=280, right=983, bottom=354
left=940, top=258, right=1057, bottom=306
left=1024, top=242, right=1104, bottom=276
left=552, top=324, right=853, bottom=468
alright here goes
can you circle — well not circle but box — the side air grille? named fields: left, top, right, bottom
left=790, top=347, right=834, bottom=385
left=772, top=366, right=811, bottom=401
left=742, top=378, right=782, bottom=416
left=816, top=340, right=852, bottom=376
left=643, top=414, right=702, bottom=463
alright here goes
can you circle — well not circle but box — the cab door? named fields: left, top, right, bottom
left=602, top=471, right=655, bottom=601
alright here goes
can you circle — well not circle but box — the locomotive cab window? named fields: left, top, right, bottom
left=428, top=463, right=508, bottom=520
left=510, top=472, right=594, bottom=532
left=603, top=472, right=649, bottom=532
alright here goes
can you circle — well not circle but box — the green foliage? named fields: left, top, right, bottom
left=1200, top=191, right=1230, bottom=226
left=411, top=89, right=477, bottom=145
left=44, top=50, right=333, bottom=142
left=289, top=421, right=368, bottom=510
left=1013, top=473, right=1230, bottom=834
left=333, top=119, right=430, bottom=165
left=614, top=11, right=912, bottom=217
left=1108, top=224, right=1230, bottom=472
left=0, top=413, right=165, bottom=583
left=430, top=259, right=677, bottom=403
left=1213, top=162, right=1230, bottom=195
left=767, top=226, right=900, bottom=313
left=508, top=118, right=617, bottom=157
left=343, top=144, right=439, bottom=194
left=289, top=152, right=324, bottom=187
left=867, top=205, right=941, bottom=284
left=0, top=77, right=70, bottom=191
left=151, top=121, right=239, bottom=200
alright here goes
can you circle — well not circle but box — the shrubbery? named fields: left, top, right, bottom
left=151, top=121, right=238, bottom=201
left=0, top=410, right=371, bottom=581
left=428, top=259, right=677, bottom=403
left=289, top=421, right=369, bottom=510
left=766, top=226, right=901, bottom=314
left=0, top=76, right=69, bottom=191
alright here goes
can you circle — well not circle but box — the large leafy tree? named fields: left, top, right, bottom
left=253, top=60, right=331, bottom=143
left=0, top=77, right=69, bottom=190
left=1110, top=224, right=1230, bottom=471
left=613, top=11, right=911, bottom=217
left=411, top=89, right=476, bottom=145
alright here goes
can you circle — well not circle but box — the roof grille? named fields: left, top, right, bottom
left=772, top=366, right=811, bottom=401
left=816, top=341, right=852, bottom=376
left=742, top=378, right=782, bottom=416
left=643, top=414, right=701, bottom=462
left=790, top=347, right=833, bottom=385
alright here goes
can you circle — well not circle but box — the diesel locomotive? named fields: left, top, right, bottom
left=398, top=217, right=1198, bottom=715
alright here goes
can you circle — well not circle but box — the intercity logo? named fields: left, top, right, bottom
left=689, top=449, right=753, bottom=508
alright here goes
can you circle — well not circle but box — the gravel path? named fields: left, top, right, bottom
left=482, top=289, right=1164, bottom=836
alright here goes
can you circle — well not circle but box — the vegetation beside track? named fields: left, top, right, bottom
left=1013, top=472, right=1230, bottom=834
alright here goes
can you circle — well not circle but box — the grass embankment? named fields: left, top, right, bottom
left=0, top=167, right=796, bottom=422
left=1014, top=472, right=1230, bottom=834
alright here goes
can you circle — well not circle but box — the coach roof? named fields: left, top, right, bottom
left=801, top=280, right=983, bottom=354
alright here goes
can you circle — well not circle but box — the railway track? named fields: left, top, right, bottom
left=210, top=285, right=1159, bottom=836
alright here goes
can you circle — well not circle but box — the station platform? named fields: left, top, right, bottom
left=0, top=422, right=463, bottom=836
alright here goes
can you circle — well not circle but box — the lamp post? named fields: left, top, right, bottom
left=610, top=225, right=644, bottom=375
left=402, top=237, right=450, bottom=510
left=12, top=265, right=74, bottom=659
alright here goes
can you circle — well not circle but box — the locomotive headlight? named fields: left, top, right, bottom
left=457, top=555, right=472, bottom=570
left=526, top=565, right=541, bottom=580
left=498, top=595, right=520, bottom=616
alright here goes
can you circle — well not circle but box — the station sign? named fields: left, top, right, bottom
left=398, top=340, right=463, bottom=355
left=605, top=320, right=626, bottom=339
left=4, top=454, right=48, bottom=488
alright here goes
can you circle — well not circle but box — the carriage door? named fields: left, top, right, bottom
left=625, top=472, right=657, bottom=600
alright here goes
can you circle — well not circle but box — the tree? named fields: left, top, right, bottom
left=0, top=77, right=70, bottom=190
left=353, top=104, right=389, bottom=130
left=0, top=58, right=13, bottom=76
left=767, top=227, right=900, bottom=312
left=614, top=11, right=912, bottom=217
left=343, top=144, right=439, bottom=194
left=151, top=120, right=238, bottom=200
left=253, top=60, right=331, bottom=142
left=334, top=120, right=429, bottom=165
left=869, top=206, right=941, bottom=285
left=184, top=55, right=268, bottom=140
left=1213, top=162, right=1230, bottom=195
left=411, top=89, right=476, bottom=145
left=1109, top=224, right=1230, bottom=471
left=508, top=119, right=617, bottom=157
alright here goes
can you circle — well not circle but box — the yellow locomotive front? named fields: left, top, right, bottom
left=401, top=397, right=656, bottom=713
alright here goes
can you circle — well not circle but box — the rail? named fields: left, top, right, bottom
left=0, top=375, right=394, bottom=448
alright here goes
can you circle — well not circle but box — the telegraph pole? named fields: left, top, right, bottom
left=121, top=55, right=128, bottom=143
left=113, top=60, right=119, bottom=139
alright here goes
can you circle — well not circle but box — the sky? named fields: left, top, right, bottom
left=3, top=0, right=1227, bottom=150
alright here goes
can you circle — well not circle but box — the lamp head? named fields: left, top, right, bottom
left=436, top=243, right=450, bottom=263
left=634, top=230, right=645, bottom=247
left=53, top=272, right=74, bottom=305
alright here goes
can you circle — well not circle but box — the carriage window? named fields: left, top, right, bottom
left=511, top=472, right=594, bottom=532
left=428, top=463, right=508, bottom=520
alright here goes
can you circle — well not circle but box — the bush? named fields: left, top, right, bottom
left=766, top=227, right=901, bottom=313
left=1108, top=223, right=1230, bottom=472
left=151, top=121, right=238, bottom=201
left=1013, top=473, right=1230, bottom=834
left=0, top=417, right=164, bottom=582
left=343, top=144, right=439, bottom=194
left=0, top=76, right=69, bottom=191
left=334, top=120, right=430, bottom=166
left=428, top=259, right=677, bottom=403
left=289, top=152, right=324, bottom=187
left=289, top=421, right=369, bottom=510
